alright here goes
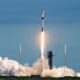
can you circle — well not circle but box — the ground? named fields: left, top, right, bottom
left=0, top=76, right=80, bottom=80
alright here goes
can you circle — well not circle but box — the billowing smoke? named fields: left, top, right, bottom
left=0, top=57, right=36, bottom=76
left=41, top=67, right=76, bottom=77
left=77, top=73, right=80, bottom=77
left=0, top=56, right=80, bottom=77
left=32, top=57, right=49, bottom=75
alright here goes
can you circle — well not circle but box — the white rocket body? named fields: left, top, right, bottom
left=41, top=10, right=45, bottom=59
left=41, top=10, right=44, bottom=32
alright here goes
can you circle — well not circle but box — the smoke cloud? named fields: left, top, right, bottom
left=0, top=56, right=80, bottom=77
left=32, top=57, right=49, bottom=75
left=0, top=57, right=36, bottom=76
left=41, top=67, right=76, bottom=77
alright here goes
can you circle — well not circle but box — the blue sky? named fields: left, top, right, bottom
left=0, top=0, right=80, bottom=72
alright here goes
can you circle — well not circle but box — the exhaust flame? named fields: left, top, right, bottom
left=41, top=31, right=45, bottom=59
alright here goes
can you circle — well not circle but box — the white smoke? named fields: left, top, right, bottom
left=0, top=56, right=80, bottom=77
left=0, top=57, right=19, bottom=76
left=76, top=73, right=80, bottom=77
left=41, top=67, right=76, bottom=77
left=0, top=57, right=36, bottom=76
left=32, top=57, right=49, bottom=75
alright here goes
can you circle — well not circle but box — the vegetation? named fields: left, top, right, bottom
left=0, top=76, right=80, bottom=80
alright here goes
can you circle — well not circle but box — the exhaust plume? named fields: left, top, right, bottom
left=0, top=56, right=80, bottom=77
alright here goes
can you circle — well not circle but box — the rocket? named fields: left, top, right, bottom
left=40, top=10, right=48, bottom=73
left=41, top=10, right=45, bottom=59
left=41, top=10, right=44, bottom=32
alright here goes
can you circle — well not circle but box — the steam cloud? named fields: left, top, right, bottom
left=0, top=56, right=80, bottom=77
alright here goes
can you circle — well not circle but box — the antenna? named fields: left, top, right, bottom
left=19, top=43, right=22, bottom=76
left=64, top=44, right=67, bottom=76
left=20, top=44, right=22, bottom=56
left=64, top=44, right=67, bottom=67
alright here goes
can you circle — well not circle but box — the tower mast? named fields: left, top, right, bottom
left=64, top=44, right=67, bottom=76
left=19, top=44, right=22, bottom=76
